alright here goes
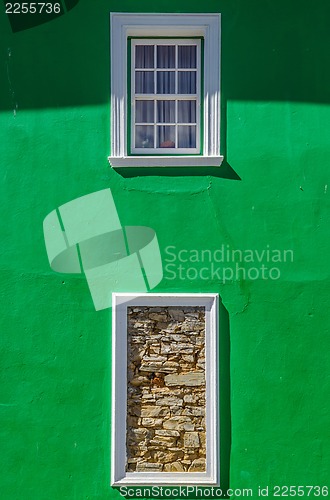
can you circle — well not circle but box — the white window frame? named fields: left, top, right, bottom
left=111, top=293, right=220, bottom=486
left=131, top=38, right=201, bottom=155
left=109, top=13, right=223, bottom=168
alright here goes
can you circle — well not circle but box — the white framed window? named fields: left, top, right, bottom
left=131, top=39, right=201, bottom=155
left=109, top=13, right=223, bottom=168
left=111, top=293, right=220, bottom=486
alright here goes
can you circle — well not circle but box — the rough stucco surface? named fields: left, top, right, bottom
left=126, top=306, right=206, bottom=472
left=1, top=0, right=330, bottom=498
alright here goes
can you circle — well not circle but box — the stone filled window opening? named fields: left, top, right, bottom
left=126, top=306, right=206, bottom=473
left=131, top=39, right=201, bottom=154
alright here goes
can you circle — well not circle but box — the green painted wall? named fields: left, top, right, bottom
left=1, top=0, right=329, bottom=498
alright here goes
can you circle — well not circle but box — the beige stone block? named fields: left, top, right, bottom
left=164, top=461, right=185, bottom=472
left=197, top=358, right=205, bottom=369
left=149, top=436, right=177, bottom=447
left=173, top=344, right=195, bottom=353
left=170, top=407, right=185, bottom=416
left=179, top=363, right=195, bottom=372
left=140, top=406, right=168, bottom=417
left=165, top=372, right=205, bottom=387
left=187, top=312, right=200, bottom=319
left=181, top=324, right=197, bottom=333
left=156, top=366, right=180, bottom=374
left=156, top=321, right=170, bottom=329
left=188, top=458, right=206, bottom=472
left=130, top=337, right=146, bottom=344
left=152, top=386, right=170, bottom=394
left=127, top=458, right=142, bottom=463
left=128, top=428, right=150, bottom=439
left=168, top=308, right=185, bottom=322
left=136, top=462, right=163, bottom=472
left=167, top=334, right=187, bottom=342
left=192, top=324, right=205, bottom=332
left=167, top=354, right=180, bottom=362
left=183, top=423, right=195, bottom=431
left=140, top=362, right=163, bottom=372
left=183, top=394, right=197, bottom=404
left=149, top=346, right=161, bottom=355
left=181, top=354, right=195, bottom=363
left=149, top=312, right=167, bottom=321
left=141, top=394, right=155, bottom=400
left=141, top=418, right=163, bottom=427
left=142, top=355, right=167, bottom=363
left=155, top=430, right=180, bottom=437
left=183, top=432, right=200, bottom=448
left=151, top=436, right=177, bottom=443
left=163, top=416, right=194, bottom=431
left=169, top=389, right=183, bottom=396
left=162, top=361, right=180, bottom=369
left=182, top=407, right=205, bottom=417
left=137, top=440, right=148, bottom=455
left=133, top=322, right=145, bottom=328
left=144, top=334, right=162, bottom=341
left=155, top=396, right=183, bottom=407
left=160, top=343, right=172, bottom=354
left=153, top=451, right=182, bottom=463
left=129, top=376, right=150, bottom=387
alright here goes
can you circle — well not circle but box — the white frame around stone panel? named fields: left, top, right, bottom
left=111, top=293, right=219, bottom=486
left=109, top=13, right=223, bottom=168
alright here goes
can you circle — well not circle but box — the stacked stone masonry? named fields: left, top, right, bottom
left=126, top=306, right=206, bottom=473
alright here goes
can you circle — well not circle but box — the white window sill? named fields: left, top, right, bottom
left=108, top=156, right=224, bottom=168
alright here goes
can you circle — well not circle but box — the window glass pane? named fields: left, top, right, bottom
left=135, top=125, right=154, bottom=148
left=157, top=126, right=175, bottom=148
left=157, top=72, right=175, bottom=94
left=178, top=126, right=196, bottom=148
left=178, top=45, right=197, bottom=68
left=157, top=46, right=175, bottom=68
left=178, top=72, right=196, bottom=94
left=157, top=101, right=175, bottom=123
left=178, top=100, right=196, bottom=123
left=135, top=45, right=154, bottom=68
left=135, top=71, right=154, bottom=94
left=135, top=101, right=154, bottom=123
left=132, top=40, right=200, bottom=152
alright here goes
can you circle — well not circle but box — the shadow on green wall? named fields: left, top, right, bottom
left=3, top=0, right=81, bottom=33
left=219, top=300, right=231, bottom=497
left=111, top=163, right=241, bottom=181
left=1, top=0, right=330, bottom=111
